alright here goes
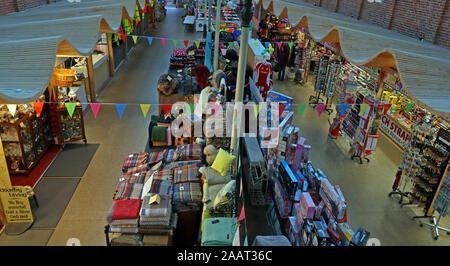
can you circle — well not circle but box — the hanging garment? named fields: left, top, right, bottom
left=254, top=62, right=272, bottom=87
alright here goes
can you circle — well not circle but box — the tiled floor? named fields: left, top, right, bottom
left=2, top=6, right=449, bottom=246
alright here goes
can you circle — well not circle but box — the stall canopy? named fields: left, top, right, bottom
left=0, top=0, right=147, bottom=104
left=256, top=0, right=450, bottom=115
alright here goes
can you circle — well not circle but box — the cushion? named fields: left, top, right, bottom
left=201, top=218, right=237, bottom=246
left=211, top=149, right=235, bottom=176
left=214, top=180, right=236, bottom=208
left=203, top=167, right=231, bottom=186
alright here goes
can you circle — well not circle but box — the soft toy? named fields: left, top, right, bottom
left=203, top=144, right=218, bottom=166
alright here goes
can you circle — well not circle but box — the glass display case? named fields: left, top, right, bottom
left=0, top=108, right=52, bottom=175
left=56, top=103, right=87, bottom=144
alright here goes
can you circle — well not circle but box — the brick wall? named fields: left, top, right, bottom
left=292, top=0, right=450, bottom=48
left=0, top=0, right=61, bottom=15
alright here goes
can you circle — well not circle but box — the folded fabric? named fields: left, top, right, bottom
left=140, top=194, right=172, bottom=218
left=112, top=199, right=142, bottom=220
left=149, top=180, right=173, bottom=196
left=164, top=160, right=202, bottom=170
left=173, top=182, right=202, bottom=204
left=110, top=218, right=139, bottom=227
left=110, top=233, right=143, bottom=246
left=114, top=182, right=144, bottom=200
left=203, top=167, right=232, bottom=186
left=110, top=227, right=139, bottom=234
left=167, top=127, right=172, bottom=146
left=152, top=126, right=168, bottom=142
left=201, top=218, right=237, bottom=246
left=173, top=164, right=201, bottom=184
left=125, top=164, right=149, bottom=176
left=174, top=144, right=203, bottom=161
left=119, top=170, right=151, bottom=184
left=165, top=149, right=176, bottom=163
left=122, top=153, right=148, bottom=172
left=148, top=149, right=167, bottom=165
left=203, top=182, right=227, bottom=210
left=152, top=169, right=173, bottom=181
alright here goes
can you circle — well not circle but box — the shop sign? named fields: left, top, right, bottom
left=0, top=187, right=33, bottom=223
left=379, top=115, right=411, bottom=149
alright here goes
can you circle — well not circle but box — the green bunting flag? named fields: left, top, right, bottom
left=65, top=102, right=76, bottom=118
left=228, top=42, right=233, bottom=48
left=140, top=104, right=151, bottom=118
left=288, top=42, right=293, bottom=49
left=297, top=104, right=307, bottom=117
left=172, top=39, right=178, bottom=47
left=405, top=103, right=415, bottom=113
left=249, top=21, right=254, bottom=32
left=195, top=41, right=200, bottom=49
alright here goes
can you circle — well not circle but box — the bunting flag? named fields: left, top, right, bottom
left=195, top=41, right=201, bottom=49
left=140, top=104, right=151, bottom=118
left=7, top=105, right=16, bottom=117
left=184, top=40, right=189, bottom=48
left=221, top=48, right=228, bottom=55
left=297, top=104, right=307, bottom=117
left=90, top=103, right=101, bottom=118
left=288, top=42, right=293, bottom=49
left=268, top=44, right=274, bottom=54
left=120, top=34, right=127, bottom=43
left=115, top=104, right=126, bottom=119
left=383, top=103, right=392, bottom=115
left=233, top=30, right=241, bottom=39
left=163, top=104, right=172, bottom=116
left=132, top=35, right=138, bottom=44
left=161, top=38, right=166, bottom=46
left=147, top=37, right=153, bottom=45
left=172, top=39, right=178, bottom=47
left=277, top=42, right=282, bottom=49
left=317, top=104, right=326, bottom=117
left=359, top=104, right=369, bottom=116
left=65, top=102, right=76, bottom=118
left=228, top=42, right=233, bottom=48
left=405, top=103, right=415, bottom=113
left=253, top=41, right=258, bottom=47
left=33, top=102, right=44, bottom=117
left=238, top=205, right=245, bottom=222
left=339, top=104, right=349, bottom=117
left=253, top=103, right=262, bottom=118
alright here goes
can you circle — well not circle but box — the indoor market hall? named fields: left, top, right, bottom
left=0, top=1, right=449, bottom=247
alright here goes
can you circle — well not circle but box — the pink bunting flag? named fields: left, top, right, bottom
left=277, top=42, right=282, bottom=49
left=89, top=103, right=101, bottom=118
left=238, top=206, right=245, bottom=222
left=161, top=38, right=166, bottom=46
left=317, top=104, right=326, bottom=117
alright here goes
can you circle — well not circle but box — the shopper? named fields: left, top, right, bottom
left=277, top=45, right=289, bottom=81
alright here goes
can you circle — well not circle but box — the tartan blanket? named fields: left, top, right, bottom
left=148, top=149, right=167, bottom=165
left=165, top=149, right=176, bottom=163
left=173, top=182, right=203, bottom=204
left=122, top=153, right=148, bottom=172
left=149, top=180, right=173, bottom=196
left=173, top=164, right=201, bottom=184
left=152, top=169, right=173, bottom=181
left=112, top=199, right=142, bottom=220
left=174, top=144, right=203, bottom=161
left=114, top=182, right=144, bottom=200
left=140, top=194, right=172, bottom=218
left=110, top=227, right=139, bottom=234
left=164, top=160, right=202, bottom=170
left=125, top=164, right=149, bottom=176
left=119, top=170, right=152, bottom=184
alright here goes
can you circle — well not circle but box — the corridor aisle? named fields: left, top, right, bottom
left=47, top=6, right=202, bottom=246
left=272, top=77, right=450, bottom=245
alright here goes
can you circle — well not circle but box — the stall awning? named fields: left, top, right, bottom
left=0, top=0, right=147, bottom=104
left=256, top=0, right=450, bottom=115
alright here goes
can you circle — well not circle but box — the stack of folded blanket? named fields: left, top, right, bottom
left=139, top=194, right=175, bottom=234
left=163, top=160, right=202, bottom=170
left=122, top=152, right=148, bottom=173
left=174, top=144, right=203, bottom=161
left=148, top=150, right=167, bottom=165
left=107, top=199, right=142, bottom=233
left=114, top=181, right=144, bottom=200
left=173, top=164, right=201, bottom=183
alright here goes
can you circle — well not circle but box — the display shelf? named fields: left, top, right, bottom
left=56, top=104, right=87, bottom=144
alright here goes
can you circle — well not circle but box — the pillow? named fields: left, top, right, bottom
left=203, top=167, right=231, bottom=186
left=211, top=149, right=235, bottom=176
left=214, top=180, right=236, bottom=208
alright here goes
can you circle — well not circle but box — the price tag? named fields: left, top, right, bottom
left=167, top=75, right=172, bottom=82
left=149, top=194, right=161, bottom=205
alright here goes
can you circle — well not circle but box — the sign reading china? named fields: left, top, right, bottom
left=379, top=116, right=411, bottom=149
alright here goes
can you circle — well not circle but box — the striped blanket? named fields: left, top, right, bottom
left=114, top=182, right=144, bottom=200
left=119, top=170, right=152, bottom=184
left=173, top=182, right=203, bottom=204
left=174, top=144, right=203, bottom=161
left=125, top=164, right=149, bottom=176
left=152, top=169, right=173, bottom=181
left=163, top=160, right=202, bottom=170
left=173, top=164, right=201, bottom=184
left=122, top=153, right=148, bottom=172
left=165, top=149, right=176, bottom=163
left=149, top=180, right=173, bottom=196
left=148, top=150, right=167, bottom=165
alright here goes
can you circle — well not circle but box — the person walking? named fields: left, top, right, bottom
left=277, top=45, right=289, bottom=81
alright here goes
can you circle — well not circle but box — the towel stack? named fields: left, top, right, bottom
left=107, top=199, right=142, bottom=234
left=139, top=194, right=176, bottom=234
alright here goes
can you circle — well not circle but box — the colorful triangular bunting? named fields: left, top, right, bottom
left=147, top=37, right=153, bottom=45
left=65, top=102, right=76, bottom=118
left=115, top=104, right=126, bottom=119
left=163, top=104, right=172, bottom=116
left=7, top=104, right=16, bottom=117
left=317, top=104, right=326, bottom=117
left=195, top=41, right=200, bottom=49
left=359, top=104, right=369, bottom=116
left=277, top=42, right=282, bottom=50
left=288, top=42, right=293, bottom=49
left=140, top=104, right=151, bottom=118
left=132, top=35, right=138, bottom=44
left=161, top=38, right=166, bottom=46
left=33, top=102, right=44, bottom=117
left=184, top=40, right=189, bottom=48
left=297, top=104, right=307, bottom=117
left=172, top=39, right=178, bottom=47
left=339, top=104, right=349, bottom=117
left=90, top=103, right=101, bottom=118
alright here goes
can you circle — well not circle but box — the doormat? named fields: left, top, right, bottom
left=11, top=145, right=61, bottom=187
left=30, top=177, right=80, bottom=228
left=43, top=144, right=99, bottom=177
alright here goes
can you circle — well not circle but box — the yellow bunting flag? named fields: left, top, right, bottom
left=140, top=104, right=151, bottom=118
left=253, top=103, right=261, bottom=118
left=132, top=35, right=138, bottom=44
left=359, top=104, right=369, bottom=116
left=195, top=41, right=200, bottom=49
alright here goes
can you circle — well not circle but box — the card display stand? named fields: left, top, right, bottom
left=243, top=134, right=268, bottom=206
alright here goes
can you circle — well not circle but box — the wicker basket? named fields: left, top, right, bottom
left=53, top=68, right=77, bottom=87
